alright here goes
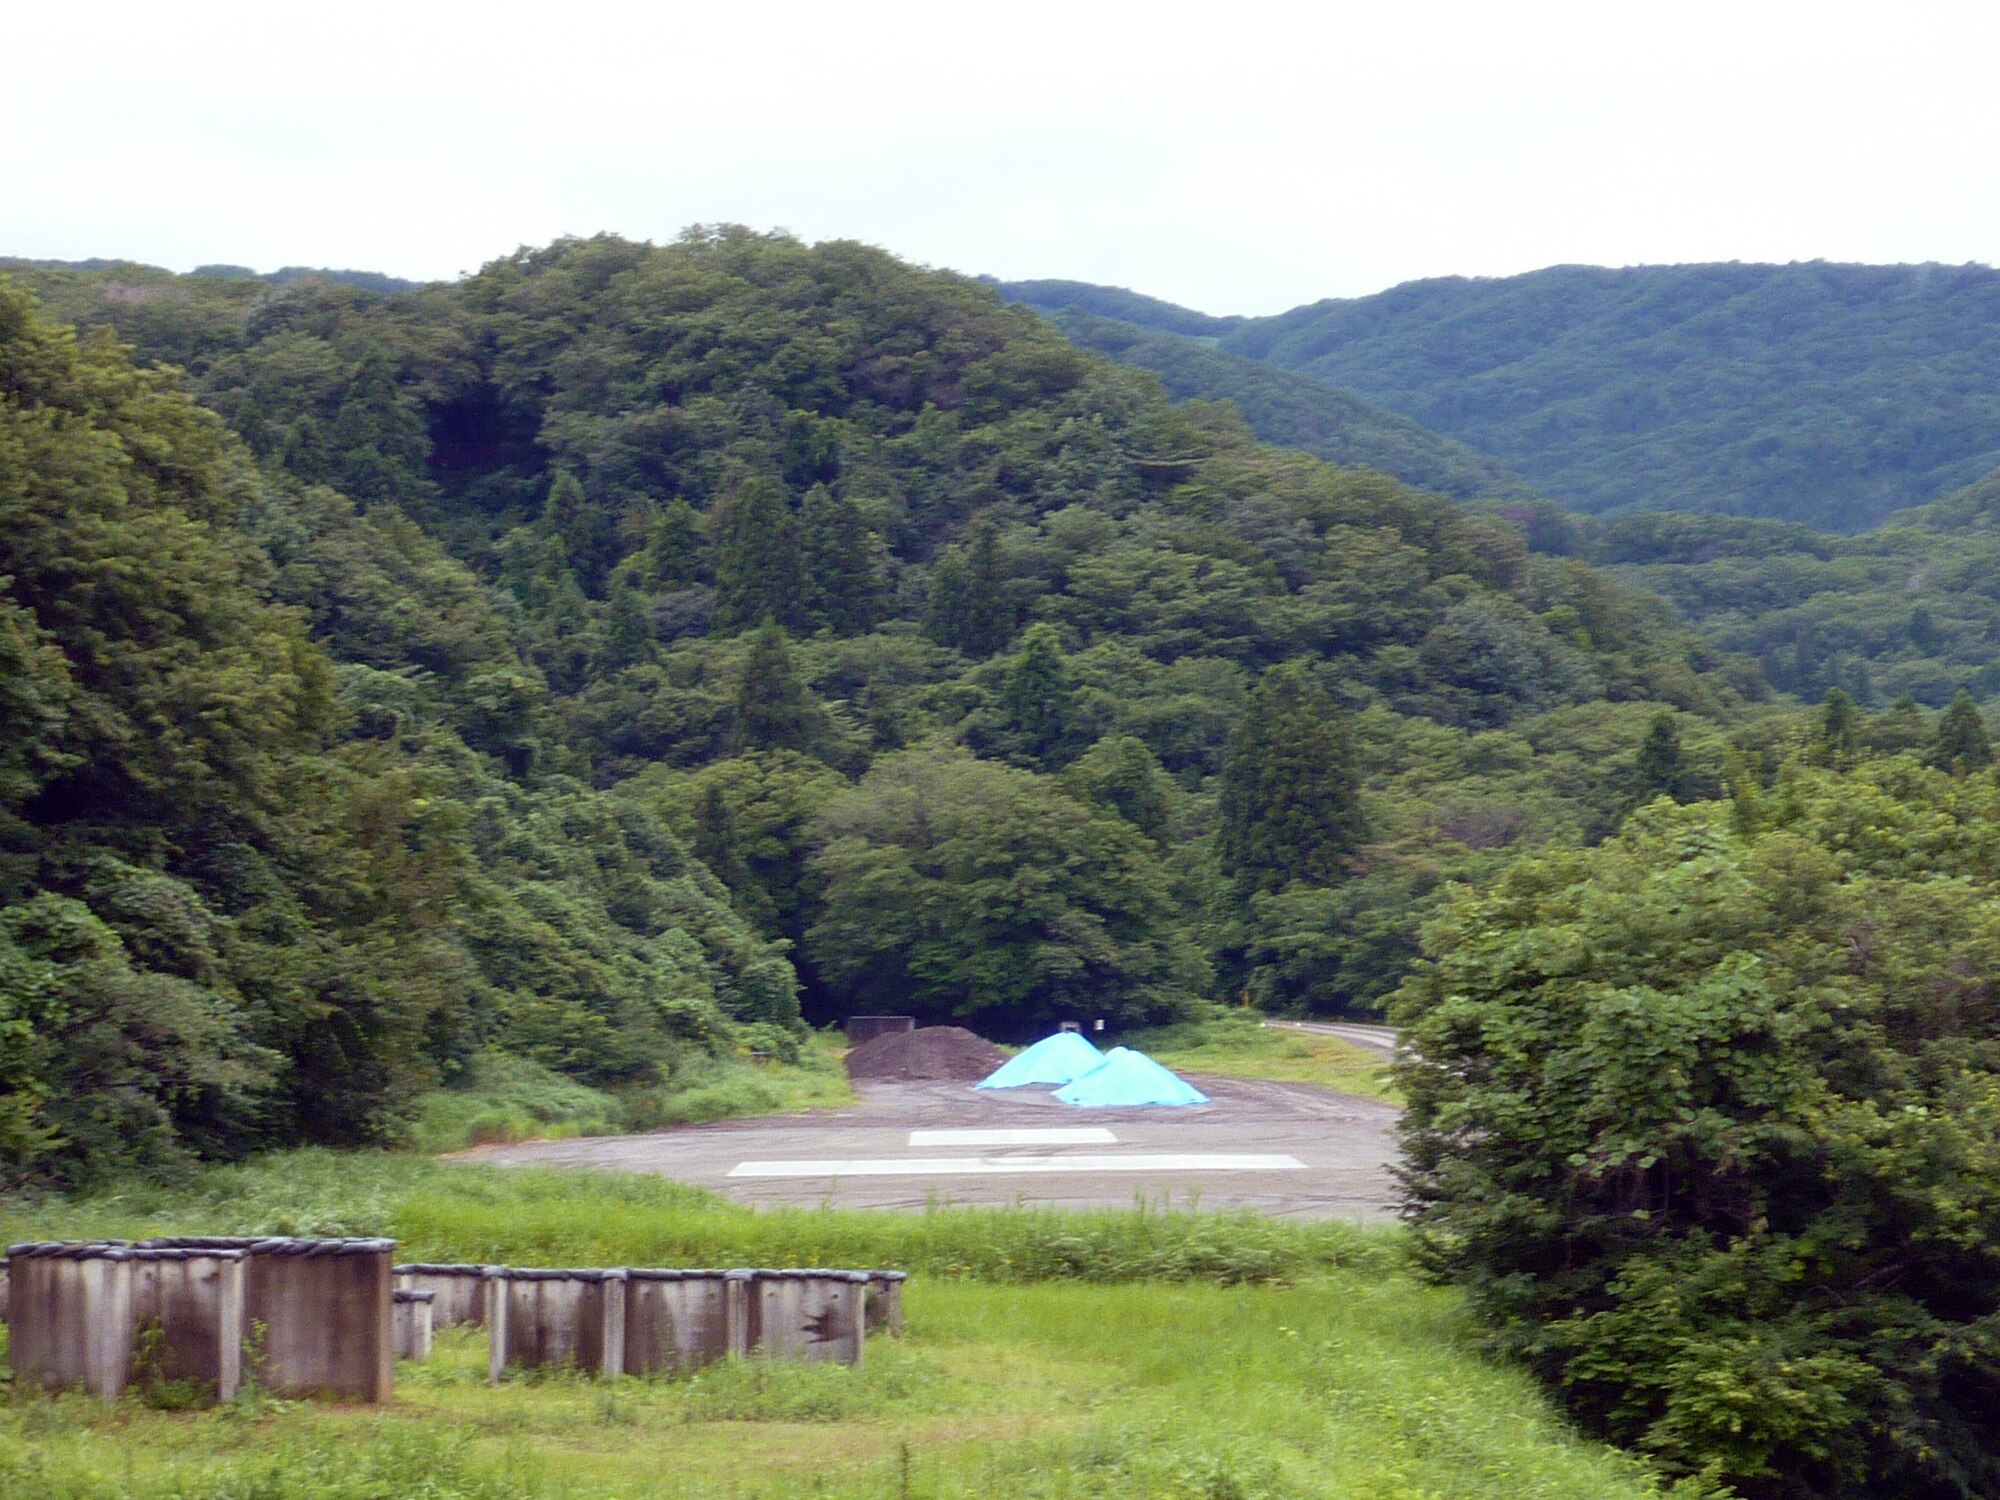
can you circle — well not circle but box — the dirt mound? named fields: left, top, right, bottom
left=844, top=1025, right=1006, bottom=1082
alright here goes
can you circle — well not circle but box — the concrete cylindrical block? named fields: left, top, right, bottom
left=141, top=1236, right=395, bottom=1403
left=393, top=1289, right=435, bottom=1361
left=5, top=1242, right=135, bottom=1402
left=393, top=1263, right=487, bottom=1327
left=864, top=1271, right=907, bottom=1336
left=492, top=1268, right=628, bottom=1377
left=743, top=1270, right=867, bottom=1366
left=624, top=1270, right=736, bottom=1374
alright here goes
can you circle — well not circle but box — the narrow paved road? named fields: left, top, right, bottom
left=1264, top=1019, right=1400, bottom=1055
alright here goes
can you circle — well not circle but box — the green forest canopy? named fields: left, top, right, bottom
left=3, top=232, right=1783, bottom=1181
left=1001, top=262, right=2000, bottom=530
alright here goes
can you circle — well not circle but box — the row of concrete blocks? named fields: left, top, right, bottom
left=5, top=1237, right=395, bottom=1405
left=2, top=1242, right=908, bottom=1404
left=393, top=1263, right=908, bottom=1382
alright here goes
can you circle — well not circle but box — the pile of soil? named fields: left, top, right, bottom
left=844, top=1026, right=1006, bottom=1082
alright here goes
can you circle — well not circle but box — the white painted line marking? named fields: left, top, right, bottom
left=727, top=1154, right=1306, bottom=1178
left=907, top=1128, right=1117, bottom=1146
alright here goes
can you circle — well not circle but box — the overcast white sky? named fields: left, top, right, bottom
left=6, top=1, right=1997, bottom=315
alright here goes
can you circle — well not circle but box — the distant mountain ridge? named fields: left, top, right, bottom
left=1046, top=309, right=1538, bottom=506
left=0, top=255, right=424, bottom=294
left=1001, top=261, right=2000, bottom=531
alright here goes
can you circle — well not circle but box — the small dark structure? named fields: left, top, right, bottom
left=843, top=1015, right=915, bottom=1046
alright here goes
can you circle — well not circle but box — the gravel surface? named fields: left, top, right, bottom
left=458, top=1075, right=1400, bottom=1221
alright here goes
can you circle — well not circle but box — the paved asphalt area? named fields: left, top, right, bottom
left=458, top=1075, right=1401, bottom=1221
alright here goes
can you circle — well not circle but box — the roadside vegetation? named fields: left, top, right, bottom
left=409, top=1032, right=853, bottom=1153
left=0, top=1156, right=1692, bottom=1500
left=1125, top=1013, right=1397, bottom=1103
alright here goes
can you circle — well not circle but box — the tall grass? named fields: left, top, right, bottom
left=0, top=1151, right=1389, bottom=1285
left=0, top=1277, right=1700, bottom=1499
left=0, top=1152, right=1715, bottom=1499
left=407, top=1033, right=854, bottom=1153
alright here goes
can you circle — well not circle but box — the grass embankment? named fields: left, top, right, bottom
left=1129, top=1014, right=1399, bottom=1103
left=409, top=1031, right=854, bottom=1154
left=0, top=1155, right=1688, bottom=1499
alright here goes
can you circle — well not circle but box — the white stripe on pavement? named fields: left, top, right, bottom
left=728, top=1153, right=1305, bottom=1178
left=907, top=1128, right=1116, bottom=1146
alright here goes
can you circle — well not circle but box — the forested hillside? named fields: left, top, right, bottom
left=1036, top=309, right=1538, bottom=506
left=0, top=281, right=795, bottom=1185
left=1002, top=262, right=2000, bottom=529
left=0, top=233, right=1779, bottom=1183
left=1489, top=463, right=2000, bottom=710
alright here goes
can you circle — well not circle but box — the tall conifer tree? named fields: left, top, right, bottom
left=1217, top=664, right=1364, bottom=894
left=1930, top=690, right=1993, bottom=772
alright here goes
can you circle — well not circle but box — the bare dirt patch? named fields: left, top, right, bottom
left=843, top=1026, right=1006, bottom=1082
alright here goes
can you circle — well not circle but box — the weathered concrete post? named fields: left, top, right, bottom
left=393, top=1288, right=435, bottom=1361
left=484, top=1267, right=509, bottom=1385
left=141, top=1236, right=394, bottom=1403
left=5, top=1242, right=135, bottom=1402
left=624, top=1270, right=736, bottom=1374
left=864, top=1271, right=907, bottom=1337
left=393, top=1263, right=487, bottom=1326
left=493, top=1268, right=628, bottom=1377
left=744, top=1270, right=866, bottom=1366
left=601, top=1271, right=627, bottom=1379
left=129, top=1246, right=247, bottom=1403
left=725, top=1269, right=751, bottom=1359
left=0, top=1258, right=10, bottom=1322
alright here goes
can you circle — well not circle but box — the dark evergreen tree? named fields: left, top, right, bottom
left=1908, top=604, right=1942, bottom=655
left=1929, top=689, right=1993, bottom=772
left=326, top=343, right=428, bottom=506
left=923, top=524, right=1010, bottom=655
left=1217, top=664, right=1365, bottom=894
left=710, top=474, right=805, bottom=632
left=692, top=783, right=751, bottom=899
left=733, top=619, right=820, bottom=754
left=600, top=575, right=656, bottom=670
left=640, top=499, right=706, bottom=586
left=799, top=484, right=885, bottom=635
left=1631, top=710, right=1684, bottom=803
left=1817, top=687, right=1859, bottom=765
left=539, top=469, right=617, bottom=595
left=996, top=623, right=1079, bottom=768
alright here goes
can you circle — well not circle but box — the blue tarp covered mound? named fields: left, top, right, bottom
left=975, top=1031, right=1105, bottom=1089
left=1052, top=1047, right=1209, bottom=1107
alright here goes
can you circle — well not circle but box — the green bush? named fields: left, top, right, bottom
left=1394, top=776, right=2000, bottom=1499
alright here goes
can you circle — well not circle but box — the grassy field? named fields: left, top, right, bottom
left=0, top=1154, right=1693, bottom=1500
left=1128, top=1015, right=1398, bottom=1103
left=409, top=1032, right=855, bottom=1153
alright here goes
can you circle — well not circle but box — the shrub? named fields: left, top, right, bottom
left=1394, top=782, right=2000, bottom=1499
